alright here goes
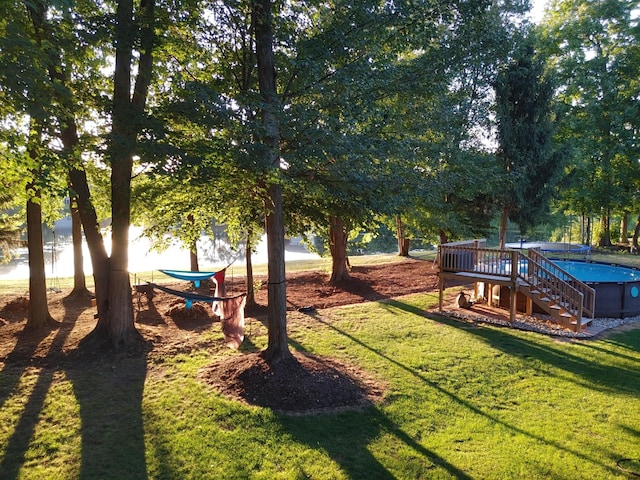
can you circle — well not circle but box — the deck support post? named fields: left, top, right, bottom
left=509, top=286, right=516, bottom=324
left=525, top=297, right=533, bottom=316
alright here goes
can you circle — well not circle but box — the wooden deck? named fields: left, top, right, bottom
left=437, top=240, right=595, bottom=332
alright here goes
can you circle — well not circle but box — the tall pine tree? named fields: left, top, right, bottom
left=494, top=40, right=562, bottom=247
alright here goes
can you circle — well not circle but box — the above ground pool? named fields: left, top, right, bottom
left=550, top=260, right=640, bottom=318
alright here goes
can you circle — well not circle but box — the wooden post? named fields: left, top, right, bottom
left=438, top=276, right=444, bottom=311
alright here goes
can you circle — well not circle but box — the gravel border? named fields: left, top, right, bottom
left=440, top=305, right=640, bottom=339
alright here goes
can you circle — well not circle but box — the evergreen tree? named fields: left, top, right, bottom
left=494, top=39, right=562, bottom=247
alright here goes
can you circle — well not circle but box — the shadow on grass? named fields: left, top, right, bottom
left=307, top=302, right=623, bottom=478
left=385, top=299, right=640, bottom=396
left=281, top=407, right=472, bottom=479
left=135, top=296, right=165, bottom=326
left=594, top=328, right=640, bottom=355
left=0, top=294, right=151, bottom=480
left=65, top=347, right=149, bottom=479
left=0, top=295, right=79, bottom=479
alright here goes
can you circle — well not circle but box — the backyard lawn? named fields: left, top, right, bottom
left=1, top=254, right=639, bottom=479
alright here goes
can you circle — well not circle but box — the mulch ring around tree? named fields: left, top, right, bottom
left=199, top=351, right=387, bottom=415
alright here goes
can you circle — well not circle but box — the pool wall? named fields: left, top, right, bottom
left=590, top=281, right=640, bottom=318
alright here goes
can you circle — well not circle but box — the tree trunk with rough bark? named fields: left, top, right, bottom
left=190, top=246, right=199, bottom=272
left=69, top=197, right=90, bottom=297
left=598, top=211, right=612, bottom=247
left=26, top=182, right=57, bottom=330
left=396, top=216, right=409, bottom=256
left=81, top=0, right=155, bottom=350
left=254, top=0, right=291, bottom=364
left=329, top=216, right=350, bottom=283
left=69, top=168, right=110, bottom=322
left=188, top=214, right=199, bottom=271
left=620, top=212, right=629, bottom=245
left=245, top=230, right=256, bottom=307
left=499, top=206, right=509, bottom=250
left=264, top=184, right=289, bottom=361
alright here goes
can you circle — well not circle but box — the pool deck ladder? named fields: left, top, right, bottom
left=437, top=239, right=596, bottom=332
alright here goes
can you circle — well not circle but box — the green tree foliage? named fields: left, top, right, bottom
left=380, top=0, right=528, bottom=247
left=538, top=0, right=640, bottom=246
left=494, top=38, right=562, bottom=246
left=0, top=191, right=23, bottom=263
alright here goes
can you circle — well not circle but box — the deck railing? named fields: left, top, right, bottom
left=438, top=240, right=595, bottom=326
left=439, top=241, right=517, bottom=279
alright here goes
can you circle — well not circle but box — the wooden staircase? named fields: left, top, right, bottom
left=515, top=249, right=595, bottom=332
left=517, top=279, right=592, bottom=332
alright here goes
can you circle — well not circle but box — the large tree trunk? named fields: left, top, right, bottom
left=69, top=168, right=110, bottom=325
left=264, top=184, right=289, bottom=361
left=329, top=216, right=350, bottom=283
left=189, top=245, right=199, bottom=272
left=598, top=210, right=612, bottom=247
left=188, top=214, right=199, bottom=271
left=620, top=212, right=629, bottom=245
left=69, top=197, right=90, bottom=297
left=28, top=0, right=110, bottom=328
left=254, top=0, right=291, bottom=363
left=82, top=0, right=155, bottom=349
left=396, top=215, right=409, bottom=257
left=632, top=214, right=640, bottom=253
left=26, top=182, right=57, bottom=330
left=582, top=214, right=591, bottom=246
left=245, top=230, right=256, bottom=307
left=108, top=152, right=137, bottom=347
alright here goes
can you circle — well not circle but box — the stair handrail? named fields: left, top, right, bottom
left=527, top=248, right=595, bottom=319
left=515, top=251, right=587, bottom=329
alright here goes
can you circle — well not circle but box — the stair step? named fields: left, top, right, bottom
left=520, top=277, right=588, bottom=331
left=569, top=318, right=593, bottom=332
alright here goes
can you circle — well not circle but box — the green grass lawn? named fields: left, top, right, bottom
left=1, top=281, right=639, bottom=479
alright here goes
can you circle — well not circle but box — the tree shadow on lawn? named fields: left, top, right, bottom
left=280, top=407, right=473, bottom=480
left=587, top=327, right=640, bottom=361
left=0, top=295, right=81, bottom=479
left=65, top=345, right=150, bottom=480
left=307, top=304, right=622, bottom=478
left=384, top=299, right=640, bottom=397
left=0, top=327, right=59, bottom=479
left=0, top=294, right=150, bottom=480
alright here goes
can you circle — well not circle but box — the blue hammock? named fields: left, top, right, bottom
left=159, top=269, right=217, bottom=288
left=147, top=282, right=227, bottom=309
